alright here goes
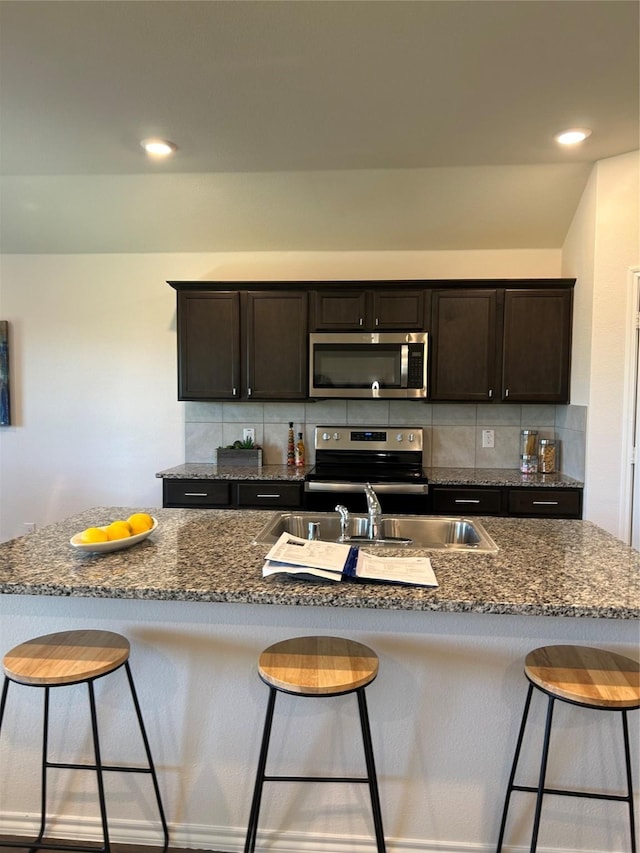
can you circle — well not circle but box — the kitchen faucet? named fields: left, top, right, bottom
left=364, top=483, right=382, bottom=540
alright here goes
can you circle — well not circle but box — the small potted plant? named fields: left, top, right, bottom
left=216, top=437, right=263, bottom=467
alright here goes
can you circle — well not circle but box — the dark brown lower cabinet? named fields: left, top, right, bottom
left=163, top=479, right=231, bottom=508
left=162, top=479, right=303, bottom=509
left=431, top=485, right=582, bottom=519
left=432, top=487, right=503, bottom=515
left=508, top=488, right=582, bottom=518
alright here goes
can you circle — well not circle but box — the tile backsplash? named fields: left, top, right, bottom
left=184, top=401, right=587, bottom=481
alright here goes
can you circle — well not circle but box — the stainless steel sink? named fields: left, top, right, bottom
left=254, top=511, right=498, bottom=553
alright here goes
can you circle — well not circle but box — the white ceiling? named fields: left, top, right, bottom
left=0, top=0, right=638, bottom=253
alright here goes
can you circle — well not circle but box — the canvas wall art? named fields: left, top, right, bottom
left=0, top=321, right=10, bottom=426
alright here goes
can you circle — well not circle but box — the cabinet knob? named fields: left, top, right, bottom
left=505, top=388, right=509, bottom=398
left=359, top=318, right=363, bottom=326
left=488, top=389, right=493, bottom=399
left=247, top=387, right=252, bottom=397
left=232, top=387, right=237, bottom=396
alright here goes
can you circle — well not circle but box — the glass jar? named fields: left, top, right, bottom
left=520, top=454, right=538, bottom=474
left=520, top=429, right=538, bottom=457
left=538, top=439, right=557, bottom=473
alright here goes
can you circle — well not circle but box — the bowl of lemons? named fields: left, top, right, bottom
left=70, top=513, right=158, bottom=554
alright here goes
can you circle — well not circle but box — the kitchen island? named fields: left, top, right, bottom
left=0, top=509, right=637, bottom=853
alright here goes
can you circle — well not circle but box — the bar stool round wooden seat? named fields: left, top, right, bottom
left=496, top=644, right=640, bottom=853
left=244, top=635, right=386, bottom=853
left=0, top=630, right=169, bottom=853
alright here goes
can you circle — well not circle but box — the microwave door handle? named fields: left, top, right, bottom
left=400, top=345, right=409, bottom=388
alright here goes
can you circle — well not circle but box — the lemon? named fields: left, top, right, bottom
left=127, top=512, right=154, bottom=535
left=105, top=520, right=132, bottom=541
left=79, top=527, right=109, bottom=544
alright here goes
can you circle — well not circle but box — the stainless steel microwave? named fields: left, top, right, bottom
left=309, top=332, right=428, bottom=398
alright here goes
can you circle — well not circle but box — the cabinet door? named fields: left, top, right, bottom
left=430, top=290, right=498, bottom=401
left=502, top=289, right=572, bottom=402
left=310, top=290, right=368, bottom=329
left=373, top=289, right=426, bottom=330
left=177, top=292, right=240, bottom=400
left=245, top=291, right=308, bottom=399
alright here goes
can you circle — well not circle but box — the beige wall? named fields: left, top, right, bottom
left=562, top=150, right=640, bottom=535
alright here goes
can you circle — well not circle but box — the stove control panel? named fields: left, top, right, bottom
left=315, top=426, right=423, bottom=452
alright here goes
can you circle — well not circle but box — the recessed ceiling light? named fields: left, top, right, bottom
left=140, top=138, right=177, bottom=157
left=554, top=128, right=592, bottom=146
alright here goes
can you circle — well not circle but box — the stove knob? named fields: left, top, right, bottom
left=396, top=433, right=404, bottom=442
left=408, top=432, right=415, bottom=442
left=322, top=432, right=331, bottom=441
left=333, top=432, right=341, bottom=441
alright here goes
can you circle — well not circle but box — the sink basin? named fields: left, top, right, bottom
left=254, top=512, right=498, bottom=553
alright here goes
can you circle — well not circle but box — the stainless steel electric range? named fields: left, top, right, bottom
left=304, top=425, right=429, bottom=514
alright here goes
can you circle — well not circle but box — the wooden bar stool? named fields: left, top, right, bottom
left=244, top=635, right=386, bottom=853
left=0, top=630, right=169, bottom=853
left=496, top=644, right=640, bottom=853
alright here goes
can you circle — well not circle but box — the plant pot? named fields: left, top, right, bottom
left=216, top=448, right=263, bottom=467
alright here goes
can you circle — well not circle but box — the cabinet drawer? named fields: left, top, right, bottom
left=432, top=487, right=503, bottom=515
left=236, top=482, right=303, bottom=508
left=508, top=488, right=582, bottom=518
left=163, top=479, right=230, bottom=508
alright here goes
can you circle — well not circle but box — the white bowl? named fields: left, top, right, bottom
left=70, top=517, right=158, bottom=554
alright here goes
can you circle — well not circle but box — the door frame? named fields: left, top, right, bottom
left=620, top=266, right=640, bottom=546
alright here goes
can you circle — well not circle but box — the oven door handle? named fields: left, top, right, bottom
left=304, top=481, right=429, bottom=494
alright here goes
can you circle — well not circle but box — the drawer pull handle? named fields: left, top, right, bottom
left=532, top=500, right=559, bottom=505
left=184, top=492, right=209, bottom=497
left=257, top=493, right=281, bottom=498
left=455, top=499, right=480, bottom=504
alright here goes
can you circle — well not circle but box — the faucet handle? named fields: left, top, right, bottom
left=335, top=505, right=350, bottom=542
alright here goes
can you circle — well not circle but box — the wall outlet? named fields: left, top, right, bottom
left=24, top=522, right=36, bottom=534
left=243, top=428, right=255, bottom=443
left=482, top=429, right=495, bottom=449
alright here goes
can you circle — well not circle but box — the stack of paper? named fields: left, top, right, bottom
left=262, top=533, right=438, bottom=588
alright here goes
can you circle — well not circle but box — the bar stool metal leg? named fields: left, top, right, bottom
left=528, top=695, right=555, bottom=853
left=357, top=688, right=386, bottom=853
left=496, top=682, right=534, bottom=853
left=622, top=710, right=637, bottom=853
left=123, top=662, right=169, bottom=851
left=244, top=687, right=277, bottom=853
left=36, top=688, right=51, bottom=847
left=87, top=680, right=111, bottom=853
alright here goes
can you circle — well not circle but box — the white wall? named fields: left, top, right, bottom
left=562, top=151, right=640, bottom=535
left=0, top=249, right=560, bottom=544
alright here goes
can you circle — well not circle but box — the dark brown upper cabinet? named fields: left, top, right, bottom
left=170, top=279, right=573, bottom=404
left=430, top=289, right=499, bottom=401
left=429, top=283, right=573, bottom=403
left=310, top=288, right=426, bottom=331
left=501, top=289, right=573, bottom=402
left=176, top=288, right=308, bottom=401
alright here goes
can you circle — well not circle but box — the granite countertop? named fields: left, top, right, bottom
left=0, top=507, right=635, bottom=619
left=156, top=464, right=583, bottom=488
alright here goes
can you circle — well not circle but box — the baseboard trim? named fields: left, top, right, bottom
left=0, top=812, right=598, bottom=853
